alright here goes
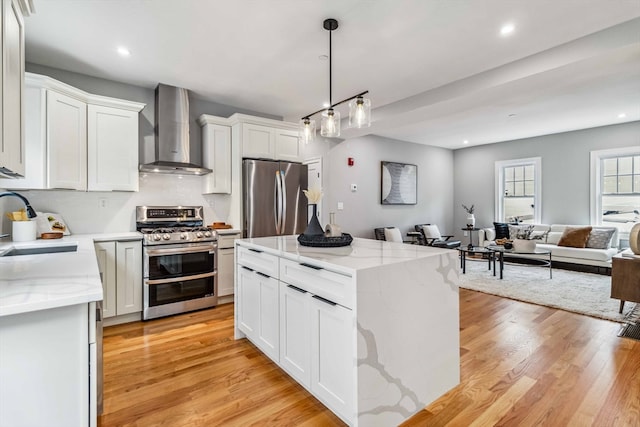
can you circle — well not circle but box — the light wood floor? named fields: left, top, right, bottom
left=99, top=290, right=640, bottom=427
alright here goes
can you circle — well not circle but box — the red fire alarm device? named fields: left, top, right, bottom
left=348, top=157, right=354, bottom=166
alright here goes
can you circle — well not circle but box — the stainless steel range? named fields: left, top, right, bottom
left=136, top=206, right=218, bottom=320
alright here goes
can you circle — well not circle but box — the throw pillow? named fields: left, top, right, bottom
left=508, top=224, right=529, bottom=240
left=422, top=225, right=441, bottom=240
left=494, top=222, right=510, bottom=240
left=557, top=226, right=593, bottom=248
left=384, top=227, right=403, bottom=242
left=586, top=228, right=616, bottom=249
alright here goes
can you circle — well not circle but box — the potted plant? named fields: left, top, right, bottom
left=511, top=225, right=546, bottom=252
left=462, top=204, right=475, bottom=228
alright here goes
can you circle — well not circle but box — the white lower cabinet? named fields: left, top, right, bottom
left=217, top=232, right=240, bottom=297
left=94, top=240, right=142, bottom=319
left=237, top=264, right=279, bottom=362
left=279, top=282, right=311, bottom=388
left=309, top=295, right=353, bottom=421
left=237, top=244, right=354, bottom=424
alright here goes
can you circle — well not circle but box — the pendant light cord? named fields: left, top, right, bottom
left=329, top=26, right=332, bottom=107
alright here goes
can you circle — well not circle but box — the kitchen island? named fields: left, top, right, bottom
left=235, top=236, right=460, bottom=426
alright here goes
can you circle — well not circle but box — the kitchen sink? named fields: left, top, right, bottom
left=1, top=244, right=78, bottom=257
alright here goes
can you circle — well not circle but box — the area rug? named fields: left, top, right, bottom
left=459, top=260, right=639, bottom=323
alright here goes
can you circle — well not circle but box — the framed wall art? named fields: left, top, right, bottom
left=381, top=161, right=417, bottom=205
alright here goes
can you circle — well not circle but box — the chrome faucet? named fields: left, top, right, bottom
left=0, top=191, right=37, bottom=218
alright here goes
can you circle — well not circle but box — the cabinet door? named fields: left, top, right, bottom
left=257, top=272, right=279, bottom=362
left=218, top=247, right=235, bottom=297
left=202, top=123, right=231, bottom=194
left=275, top=128, right=302, bottom=162
left=47, top=90, right=87, bottom=190
left=310, top=296, right=353, bottom=421
left=0, top=0, right=25, bottom=177
left=242, top=123, right=274, bottom=159
left=279, top=282, right=311, bottom=389
left=237, top=265, right=260, bottom=338
left=115, top=241, right=142, bottom=315
left=94, top=241, right=117, bottom=318
left=87, top=104, right=139, bottom=191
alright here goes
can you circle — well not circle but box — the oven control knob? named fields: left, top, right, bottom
left=153, top=235, right=162, bottom=241
left=204, top=231, right=212, bottom=237
left=163, top=233, right=171, bottom=240
left=180, top=233, right=187, bottom=240
left=196, top=231, right=204, bottom=238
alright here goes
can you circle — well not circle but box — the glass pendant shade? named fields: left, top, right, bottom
left=320, top=108, right=340, bottom=137
left=348, top=96, right=371, bottom=128
left=299, top=118, right=316, bottom=144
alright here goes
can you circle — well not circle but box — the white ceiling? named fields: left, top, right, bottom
left=24, top=0, right=640, bottom=149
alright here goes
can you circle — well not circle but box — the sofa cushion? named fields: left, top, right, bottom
left=558, top=226, right=592, bottom=248
left=546, top=231, right=563, bottom=245
left=586, top=228, right=616, bottom=249
left=484, top=227, right=496, bottom=241
left=538, top=244, right=617, bottom=262
left=494, top=222, right=510, bottom=239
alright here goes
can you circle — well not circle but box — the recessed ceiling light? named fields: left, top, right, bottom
left=117, top=46, right=131, bottom=57
left=463, top=140, right=469, bottom=145
left=500, top=23, right=515, bottom=36
left=618, top=113, right=627, bottom=119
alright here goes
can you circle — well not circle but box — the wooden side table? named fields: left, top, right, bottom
left=611, top=253, right=640, bottom=313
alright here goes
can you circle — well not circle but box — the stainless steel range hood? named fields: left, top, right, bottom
left=139, top=84, right=212, bottom=175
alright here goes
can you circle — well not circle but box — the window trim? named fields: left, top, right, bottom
left=495, top=157, right=542, bottom=223
left=590, top=146, right=640, bottom=227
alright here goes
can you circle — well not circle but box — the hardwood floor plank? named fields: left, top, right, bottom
left=99, top=290, right=640, bottom=427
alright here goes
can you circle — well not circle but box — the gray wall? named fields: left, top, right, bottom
left=317, top=135, right=455, bottom=239
left=25, top=63, right=280, bottom=166
left=453, top=121, right=640, bottom=240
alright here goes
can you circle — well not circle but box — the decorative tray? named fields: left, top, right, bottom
left=297, top=233, right=353, bottom=247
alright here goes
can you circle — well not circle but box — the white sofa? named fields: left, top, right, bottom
left=478, top=224, right=619, bottom=268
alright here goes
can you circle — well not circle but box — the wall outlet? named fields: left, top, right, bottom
left=99, top=198, right=108, bottom=209
left=463, top=230, right=468, bottom=237
left=337, top=202, right=344, bottom=210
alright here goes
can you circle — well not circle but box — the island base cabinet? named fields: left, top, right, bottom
left=0, top=304, right=90, bottom=427
left=279, top=282, right=311, bottom=389
left=237, top=265, right=279, bottom=362
left=310, top=296, right=354, bottom=424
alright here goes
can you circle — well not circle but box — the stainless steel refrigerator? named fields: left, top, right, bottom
left=243, top=159, right=308, bottom=238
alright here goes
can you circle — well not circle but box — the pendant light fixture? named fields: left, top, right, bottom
left=300, top=18, right=371, bottom=143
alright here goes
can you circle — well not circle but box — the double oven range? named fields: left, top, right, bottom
left=136, top=206, right=218, bottom=320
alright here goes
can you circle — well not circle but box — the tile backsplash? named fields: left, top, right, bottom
left=1, top=174, right=231, bottom=235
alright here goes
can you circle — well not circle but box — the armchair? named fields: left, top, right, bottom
left=414, top=224, right=461, bottom=249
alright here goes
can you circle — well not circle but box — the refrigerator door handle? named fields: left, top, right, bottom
left=280, top=171, right=287, bottom=234
left=275, top=171, right=282, bottom=235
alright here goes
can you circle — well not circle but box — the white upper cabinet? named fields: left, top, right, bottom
left=198, top=115, right=231, bottom=194
left=48, top=90, right=87, bottom=190
left=0, top=0, right=27, bottom=178
left=237, top=116, right=302, bottom=162
left=88, top=105, right=139, bottom=191
left=0, top=73, right=145, bottom=191
left=242, top=123, right=275, bottom=159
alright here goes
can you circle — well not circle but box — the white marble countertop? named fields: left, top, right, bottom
left=237, top=235, right=449, bottom=275
left=216, top=229, right=241, bottom=235
left=0, top=232, right=142, bottom=317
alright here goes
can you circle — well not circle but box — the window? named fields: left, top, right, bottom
left=495, top=157, right=541, bottom=224
left=591, top=148, right=640, bottom=236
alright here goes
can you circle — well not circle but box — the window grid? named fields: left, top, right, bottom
left=503, top=166, right=535, bottom=198
left=602, top=155, right=640, bottom=195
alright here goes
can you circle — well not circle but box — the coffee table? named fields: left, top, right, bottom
left=457, top=246, right=495, bottom=275
left=487, top=245, right=552, bottom=279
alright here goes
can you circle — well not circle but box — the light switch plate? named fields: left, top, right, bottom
left=337, top=202, right=344, bottom=210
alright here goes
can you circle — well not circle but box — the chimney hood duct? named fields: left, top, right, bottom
left=139, top=84, right=212, bottom=175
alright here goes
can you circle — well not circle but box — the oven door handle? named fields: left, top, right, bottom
left=145, top=244, right=217, bottom=256
left=146, top=272, right=216, bottom=285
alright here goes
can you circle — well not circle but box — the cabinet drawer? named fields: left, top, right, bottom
left=279, top=258, right=353, bottom=309
left=237, top=245, right=278, bottom=278
left=218, top=233, right=240, bottom=249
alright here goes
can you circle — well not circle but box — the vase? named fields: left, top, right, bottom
left=304, top=204, right=324, bottom=236
left=466, top=214, right=476, bottom=228
left=512, top=238, right=536, bottom=253
left=630, top=223, right=640, bottom=255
